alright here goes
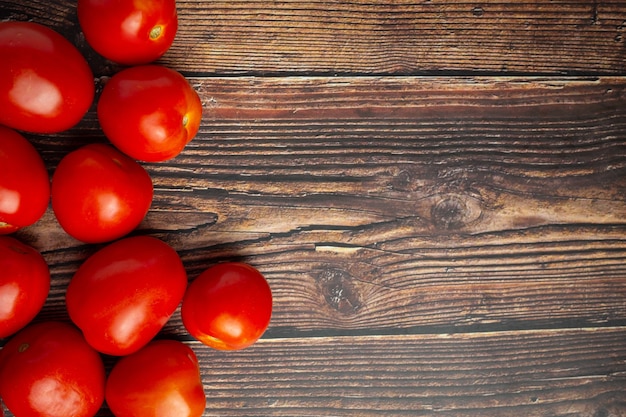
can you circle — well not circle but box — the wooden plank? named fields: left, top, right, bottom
left=16, top=76, right=626, bottom=336
left=5, top=328, right=625, bottom=416
left=0, top=0, right=624, bottom=75
left=167, top=0, right=626, bottom=74
left=112, top=328, right=626, bottom=416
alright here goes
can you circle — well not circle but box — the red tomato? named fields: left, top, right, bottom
left=106, top=339, right=206, bottom=417
left=0, top=236, right=50, bottom=338
left=65, top=236, right=188, bottom=356
left=51, top=143, right=153, bottom=243
left=97, top=65, right=202, bottom=162
left=0, top=321, right=106, bottom=417
left=0, top=21, right=94, bottom=133
left=78, top=0, right=177, bottom=65
left=0, top=126, right=50, bottom=234
left=181, top=262, right=272, bottom=350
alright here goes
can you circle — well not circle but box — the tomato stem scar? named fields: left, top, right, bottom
left=18, top=343, right=29, bottom=352
left=149, top=25, right=162, bottom=40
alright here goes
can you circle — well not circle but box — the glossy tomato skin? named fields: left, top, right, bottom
left=66, top=236, right=188, bottom=356
left=78, top=0, right=177, bottom=65
left=0, top=321, right=106, bottom=417
left=0, top=126, right=50, bottom=234
left=182, top=262, right=272, bottom=350
left=98, top=65, right=202, bottom=162
left=0, top=21, right=94, bottom=133
left=0, top=236, right=50, bottom=338
left=51, top=143, right=153, bottom=243
left=106, top=339, right=206, bottom=417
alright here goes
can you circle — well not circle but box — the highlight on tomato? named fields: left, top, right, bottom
left=0, top=21, right=94, bottom=133
left=78, top=0, right=178, bottom=65
left=97, top=65, right=202, bottom=162
left=51, top=143, right=153, bottom=244
left=0, top=126, right=50, bottom=234
left=105, top=339, right=206, bottom=417
left=181, top=262, right=273, bottom=350
left=0, top=236, right=50, bottom=338
left=65, top=236, right=188, bottom=356
left=0, top=321, right=106, bottom=417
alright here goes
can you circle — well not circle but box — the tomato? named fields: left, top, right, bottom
left=65, top=236, right=188, bottom=356
left=78, top=0, right=178, bottom=65
left=0, top=21, right=94, bottom=133
left=105, top=339, right=206, bottom=417
left=51, top=143, right=153, bottom=243
left=0, top=126, right=50, bottom=234
left=0, top=236, right=50, bottom=339
left=97, top=65, right=202, bottom=162
left=0, top=321, right=106, bottom=417
left=181, top=262, right=272, bottom=350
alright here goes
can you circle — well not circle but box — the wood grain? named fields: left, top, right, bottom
left=15, top=76, right=626, bottom=338
left=104, top=328, right=626, bottom=416
left=1, top=0, right=625, bottom=75
left=167, top=0, right=626, bottom=75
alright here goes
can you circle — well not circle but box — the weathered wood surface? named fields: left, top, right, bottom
left=0, top=0, right=625, bottom=75
left=195, top=329, right=626, bottom=416
left=22, top=76, right=626, bottom=335
left=2, top=0, right=626, bottom=416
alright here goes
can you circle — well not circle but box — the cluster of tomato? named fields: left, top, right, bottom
left=0, top=1, right=273, bottom=416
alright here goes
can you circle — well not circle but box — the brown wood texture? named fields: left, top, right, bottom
left=195, top=329, right=626, bottom=416
left=1, top=0, right=626, bottom=416
left=24, top=76, right=626, bottom=335
left=0, top=0, right=625, bottom=75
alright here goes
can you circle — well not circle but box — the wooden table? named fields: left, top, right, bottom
left=2, top=0, right=626, bottom=415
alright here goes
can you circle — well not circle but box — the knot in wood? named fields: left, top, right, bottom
left=315, top=268, right=362, bottom=316
left=392, top=169, right=413, bottom=192
left=431, top=195, right=477, bottom=230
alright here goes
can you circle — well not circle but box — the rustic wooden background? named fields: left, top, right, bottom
left=1, top=0, right=626, bottom=415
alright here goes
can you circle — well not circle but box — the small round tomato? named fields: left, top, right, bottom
left=78, top=0, right=178, bottom=65
left=0, top=21, right=94, bottom=133
left=66, top=236, right=188, bottom=356
left=0, top=236, right=50, bottom=338
left=106, top=339, right=206, bottom=417
left=0, top=126, right=50, bottom=234
left=181, top=262, right=272, bottom=350
left=97, top=65, right=202, bottom=162
left=51, top=143, right=153, bottom=243
left=0, top=321, right=106, bottom=417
